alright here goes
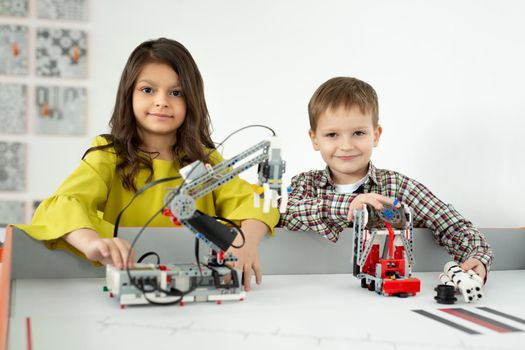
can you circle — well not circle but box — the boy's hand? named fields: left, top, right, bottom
left=461, top=258, right=487, bottom=284
left=226, top=219, right=268, bottom=291
left=347, top=193, right=399, bottom=221
left=64, top=228, right=135, bottom=269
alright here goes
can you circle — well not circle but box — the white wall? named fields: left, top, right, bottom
left=3, top=0, right=525, bottom=227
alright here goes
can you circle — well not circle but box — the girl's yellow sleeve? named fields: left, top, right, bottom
left=208, top=150, right=280, bottom=233
left=17, top=137, right=117, bottom=247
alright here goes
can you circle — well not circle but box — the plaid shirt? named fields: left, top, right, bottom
left=279, top=162, right=494, bottom=270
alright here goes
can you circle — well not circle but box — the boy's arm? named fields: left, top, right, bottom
left=399, top=177, right=494, bottom=271
left=279, top=173, right=358, bottom=242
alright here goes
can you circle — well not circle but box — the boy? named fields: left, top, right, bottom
left=280, top=77, right=493, bottom=281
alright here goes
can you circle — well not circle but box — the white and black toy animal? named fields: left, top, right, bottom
left=439, top=261, right=483, bottom=303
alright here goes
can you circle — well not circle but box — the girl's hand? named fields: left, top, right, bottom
left=227, top=219, right=268, bottom=291
left=347, top=193, right=399, bottom=221
left=227, top=239, right=261, bottom=291
left=64, top=228, right=135, bottom=269
left=83, top=237, right=135, bottom=269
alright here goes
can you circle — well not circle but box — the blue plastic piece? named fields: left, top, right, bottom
left=383, top=209, right=394, bottom=219
left=382, top=198, right=399, bottom=219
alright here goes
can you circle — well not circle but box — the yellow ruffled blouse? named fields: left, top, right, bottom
left=17, top=136, right=279, bottom=253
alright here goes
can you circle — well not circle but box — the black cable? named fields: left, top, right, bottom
left=124, top=206, right=197, bottom=305
left=166, top=124, right=277, bottom=210
left=194, top=236, right=204, bottom=277
left=130, top=233, right=205, bottom=306
left=212, top=215, right=246, bottom=249
left=113, top=175, right=181, bottom=238
left=119, top=171, right=205, bottom=305
left=137, top=251, right=161, bottom=264
left=214, top=125, right=276, bottom=153
left=144, top=237, right=205, bottom=305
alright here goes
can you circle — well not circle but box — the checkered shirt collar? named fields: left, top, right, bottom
left=319, top=162, right=379, bottom=188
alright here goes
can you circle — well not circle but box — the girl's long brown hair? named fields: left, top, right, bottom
left=84, top=38, right=215, bottom=192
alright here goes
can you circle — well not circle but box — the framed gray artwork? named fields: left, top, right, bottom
left=34, top=85, right=87, bottom=135
left=37, top=0, right=88, bottom=21
left=0, top=83, right=27, bottom=134
left=0, top=141, right=25, bottom=191
left=0, top=0, right=29, bottom=17
left=0, top=200, right=25, bottom=226
left=36, top=27, right=88, bottom=78
left=0, top=24, right=28, bottom=75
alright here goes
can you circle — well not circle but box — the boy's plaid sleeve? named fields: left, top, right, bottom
left=279, top=173, right=357, bottom=242
left=279, top=165, right=494, bottom=271
left=398, top=176, right=494, bottom=270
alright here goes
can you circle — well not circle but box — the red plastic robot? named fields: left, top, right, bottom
left=352, top=200, right=420, bottom=297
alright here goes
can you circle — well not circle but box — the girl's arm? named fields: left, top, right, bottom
left=23, top=136, right=118, bottom=242
left=20, top=136, right=137, bottom=268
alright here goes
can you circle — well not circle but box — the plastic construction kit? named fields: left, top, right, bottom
left=352, top=200, right=421, bottom=297
left=105, top=136, right=287, bottom=308
left=105, top=262, right=244, bottom=307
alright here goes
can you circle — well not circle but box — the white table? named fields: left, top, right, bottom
left=7, top=270, right=525, bottom=350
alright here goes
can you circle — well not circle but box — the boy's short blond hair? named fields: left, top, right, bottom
left=308, top=77, right=379, bottom=131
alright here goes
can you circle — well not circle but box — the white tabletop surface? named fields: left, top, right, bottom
left=7, top=270, right=525, bottom=350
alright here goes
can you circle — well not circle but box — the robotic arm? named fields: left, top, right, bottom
left=163, top=136, right=287, bottom=263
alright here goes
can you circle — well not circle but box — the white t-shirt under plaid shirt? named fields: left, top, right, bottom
left=279, top=162, right=494, bottom=270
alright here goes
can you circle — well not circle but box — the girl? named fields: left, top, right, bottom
left=19, top=38, right=278, bottom=291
